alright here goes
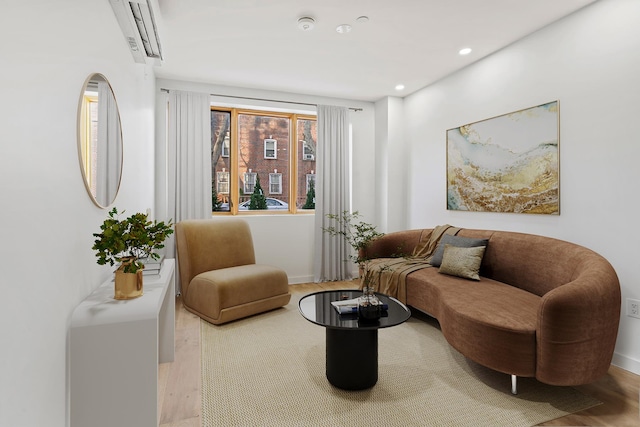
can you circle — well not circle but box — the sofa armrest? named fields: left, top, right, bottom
left=360, top=229, right=425, bottom=260
left=536, top=260, right=620, bottom=386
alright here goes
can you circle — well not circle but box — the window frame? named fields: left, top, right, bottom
left=80, top=93, right=98, bottom=194
left=211, top=106, right=316, bottom=215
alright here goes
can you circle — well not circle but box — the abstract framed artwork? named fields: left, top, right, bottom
left=446, top=101, right=559, bottom=214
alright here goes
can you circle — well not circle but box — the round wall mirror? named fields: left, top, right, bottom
left=77, top=73, right=123, bottom=208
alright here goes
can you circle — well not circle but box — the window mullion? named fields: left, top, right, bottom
left=290, top=114, right=298, bottom=214
left=230, top=109, right=239, bottom=214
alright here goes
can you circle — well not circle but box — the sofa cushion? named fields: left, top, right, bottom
left=440, top=279, right=539, bottom=377
left=430, top=234, right=489, bottom=267
left=438, top=244, right=486, bottom=280
left=405, top=267, right=540, bottom=376
left=184, top=264, right=290, bottom=324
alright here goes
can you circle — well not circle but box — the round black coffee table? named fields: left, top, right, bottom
left=298, top=290, right=411, bottom=390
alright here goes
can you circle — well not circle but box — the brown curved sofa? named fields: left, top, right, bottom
left=363, top=228, right=621, bottom=392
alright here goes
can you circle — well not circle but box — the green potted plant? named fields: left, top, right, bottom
left=323, top=210, right=384, bottom=267
left=323, top=210, right=385, bottom=319
left=93, top=207, right=174, bottom=299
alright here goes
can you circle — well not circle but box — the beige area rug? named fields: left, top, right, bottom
left=201, top=294, right=600, bottom=427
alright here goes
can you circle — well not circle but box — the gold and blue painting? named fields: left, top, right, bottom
left=446, top=101, right=559, bottom=215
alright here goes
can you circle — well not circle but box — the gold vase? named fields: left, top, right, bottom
left=114, top=258, right=143, bottom=300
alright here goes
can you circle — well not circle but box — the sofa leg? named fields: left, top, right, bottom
left=511, top=375, right=518, bottom=395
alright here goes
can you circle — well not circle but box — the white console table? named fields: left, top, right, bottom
left=70, top=259, right=175, bottom=427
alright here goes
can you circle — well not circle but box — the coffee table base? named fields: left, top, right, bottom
left=326, top=328, right=378, bottom=390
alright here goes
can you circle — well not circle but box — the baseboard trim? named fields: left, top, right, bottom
left=611, top=352, right=640, bottom=375
left=287, top=275, right=315, bottom=285
left=287, top=273, right=360, bottom=285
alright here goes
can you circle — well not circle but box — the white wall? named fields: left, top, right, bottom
left=0, top=2, right=157, bottom=426
left=402, top=0, right=640, bottom=373
left=375, top=96, right=407, bottom=232
left=155, top=78, right=375, bottom=283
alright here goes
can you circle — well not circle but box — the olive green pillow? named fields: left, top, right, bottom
left=438, top=244, right=486, bottom=281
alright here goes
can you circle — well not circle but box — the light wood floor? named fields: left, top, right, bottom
left=158, top=281, right=639, bottom=427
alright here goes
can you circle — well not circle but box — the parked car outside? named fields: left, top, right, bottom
left=238, top=198, right=289, bottom=210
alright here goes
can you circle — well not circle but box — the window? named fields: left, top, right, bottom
left=264, top=138, right=277, bottom=159
left=221, top=132, right=230, bottom=157
left=80, top=93, right=99, bottom=195
left=211, top=108, right=316, bottom=214
left=297, top=118, right=317, bottom=210
left=306, top=173, right=316, bottom=194
left=211, top=110, right=232, bottom=212
left=301, top=173, right=316, bottom=210
left=217, top=171, right=229, bottom=194
left=269, top=173, right=282, bottom=194
left=244, top=171, right=256, bottom=194
left=302, top=142, right=315, bottom=161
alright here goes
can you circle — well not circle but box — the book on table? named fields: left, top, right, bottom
left=331, top=297, right=388, bottom=314
left=113, top=254, right=164, bottom=276
left=139, top=254, right=164, bottom=269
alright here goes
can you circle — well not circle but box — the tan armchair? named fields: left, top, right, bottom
left=175, top=218, right=291, bottom=325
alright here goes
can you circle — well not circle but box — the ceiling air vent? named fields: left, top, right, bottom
left=109, top=0, right=163, bottom=66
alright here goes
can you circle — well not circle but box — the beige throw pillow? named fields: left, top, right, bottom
left=438, top=244, right=486, bottom=281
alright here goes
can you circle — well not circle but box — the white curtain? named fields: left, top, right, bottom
left=166, top=90, right=212, bottom=294
left=314, top=105, right=351, bottom=282
left=96, top=80, right=122, bottom=207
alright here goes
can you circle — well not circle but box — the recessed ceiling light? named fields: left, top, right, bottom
left=297, top=17, right=315, bottom=31
left=395, top=84, right=405, bottom=91
left=459, top=47, right=472, bottom=55
left=336, top=24, right=352, bottom=34
left=356, top=16, right=369, bottom=23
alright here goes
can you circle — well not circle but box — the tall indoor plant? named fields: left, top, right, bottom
left=93, top=207, right=174, bottom=299
left=323, top=210, right=384, bottom=268
left=323, top=210, right=385, bottom=319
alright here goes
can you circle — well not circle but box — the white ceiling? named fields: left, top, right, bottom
left=155, top=0, right=597, bottom=102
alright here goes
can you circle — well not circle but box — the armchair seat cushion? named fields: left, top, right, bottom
left=184, top=264, right=290, bottom=324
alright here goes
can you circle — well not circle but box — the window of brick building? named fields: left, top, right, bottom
left=243, top=171, right=256, bottom=194
left=217, top=171, right=229, bottom=194
left=306, top=174, right=316, bottom=194
left=221, top=132, right=230, bottom=158
left=211, top=107, right=316, bottom=214
left=269, top=173, right=282, bottom=194
left=264, top=138, right=277, bottom=159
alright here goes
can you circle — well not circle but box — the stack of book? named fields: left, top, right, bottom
left=331, top=297, right=388, bottom=314
left=139, top=254, right=164, bottom=279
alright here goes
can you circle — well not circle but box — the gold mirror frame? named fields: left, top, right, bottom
left=77, top=73, right=123, bottom=208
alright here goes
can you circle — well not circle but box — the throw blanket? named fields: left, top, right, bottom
left=361, top=225, right=461, bottom=303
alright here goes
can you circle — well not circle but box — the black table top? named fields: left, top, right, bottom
left=298, top=290, right=411, bottom=331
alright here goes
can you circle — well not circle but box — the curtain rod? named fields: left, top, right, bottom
left=160, top=88, right=363, bottom=112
